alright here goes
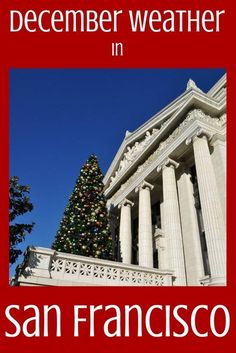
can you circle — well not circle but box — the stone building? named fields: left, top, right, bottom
left=104, top=74, right=226, bottom=287
left=14, top=74, right=226, bottom=287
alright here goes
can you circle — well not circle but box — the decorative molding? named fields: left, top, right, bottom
left=108, top=109, right=225, bottom=205
left=118, top=198, right=134, bottom=209
left=185, top=128, right=213, bottom=146
left=104, top=83, right=226, bottom=186
left=207, top=73, right=226, bottom=98
left=186, top=79, right=203, bottom=92
left=109, top=122, right=169, bottom=186
left=135, top=180, right=154, bottom=193
left=15, top=247, right=173, bottom=287
left=157, top=158, right=179, bottom=173
left=104, top=92, right=191, bottom=185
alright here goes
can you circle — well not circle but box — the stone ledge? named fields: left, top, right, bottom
left=14, top=246, right=174, bottom=287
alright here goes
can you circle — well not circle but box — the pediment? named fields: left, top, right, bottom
left=104, top=76, right=226, bottom=196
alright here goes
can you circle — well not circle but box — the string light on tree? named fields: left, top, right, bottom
left=52, top=155, right=114, bottom=260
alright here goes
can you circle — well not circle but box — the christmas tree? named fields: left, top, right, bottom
left=52, top=155, right=114, bottom=260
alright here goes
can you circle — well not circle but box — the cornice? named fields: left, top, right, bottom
left=207, top=73, right=226, bottom=98
left=135, top=180, right=154, bottom=193
left=104, top=92, right=226, bottom=194
left=106, top=111, right=225, bottom=207
left=103, top=90, right=191, bottom=185
left=118, top=198, right=134, bottom=209
left=157, top=158, right=179, bottom=172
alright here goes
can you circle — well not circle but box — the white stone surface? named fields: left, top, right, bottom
left=211, top=134, right=226, bottom=224
left=160, top=159, right=187, bottom=286
left=15, top=247, right=173, bottom=287
left=118, top=198, right=134, bottom=264
left=177, top=167, right=205, bottom=285
left=192, top=135, right=226, bottom=285
left=135, top=181, right=154, bottom=268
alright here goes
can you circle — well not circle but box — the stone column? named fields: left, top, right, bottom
left=187, top=131, right=226, bottom=285
left=135, top=181, right=154, bottom=268
left=158, top=158, right=186, bottom=286
left=158, top=199, right=168, bottom=268
left=118, top=198, right=134, bottom=264
left=210, top=133, right=226, bottom=224
left=177, top=165, right=205, bottom=285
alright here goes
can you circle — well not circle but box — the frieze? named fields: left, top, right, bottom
left=110, top=118, right=172, bottom=184
left=108, top=109, right=226, bottom=204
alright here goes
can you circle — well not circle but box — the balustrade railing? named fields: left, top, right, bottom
left=14, top=247, right=173, bottom=287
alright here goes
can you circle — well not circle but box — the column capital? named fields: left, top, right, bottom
left=118, top=198, right=134, bottom=209
left=157, top=158, right=179, bottom=173
left=186, top=128, right=212, bottom=146
left=135, top=180, right=154, bottom=193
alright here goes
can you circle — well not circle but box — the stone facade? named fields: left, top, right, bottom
left=14, top=74, right=226, bottom=287
left=104, top=74, right=226, bottom=286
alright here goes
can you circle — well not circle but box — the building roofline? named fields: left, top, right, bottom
left=104, top=74, right=226, bottom=185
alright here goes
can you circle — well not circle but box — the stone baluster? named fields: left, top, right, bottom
left=118, top=198, right=134, bottom=264
left=186, top=130, right=226, bottom=285
left=157, top=158, right=186, bottom=286
left=135, top=181, right=154, bottom=268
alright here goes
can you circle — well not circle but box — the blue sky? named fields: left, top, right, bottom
left=10, top=68, right=225, bottom=273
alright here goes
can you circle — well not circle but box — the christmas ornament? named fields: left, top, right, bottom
left=52, top=155, right=114, bottom=260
